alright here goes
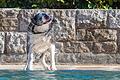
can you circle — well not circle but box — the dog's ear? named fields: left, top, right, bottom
left=31, top=13, right=39, bottom=25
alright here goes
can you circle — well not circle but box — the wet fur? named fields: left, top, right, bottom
left=25, top=13, right=57, bottom=70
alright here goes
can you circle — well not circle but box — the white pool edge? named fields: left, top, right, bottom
left=0, top=64, right=120, bottom=71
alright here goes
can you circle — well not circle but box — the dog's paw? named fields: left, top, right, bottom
left=46, top=66, right=57, bottom=70
left=50, top=66, right=57, bottom=70
left=24, top=66, right=33, bottom=71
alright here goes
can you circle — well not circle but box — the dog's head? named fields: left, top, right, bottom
left=31, top=12, right=53, bottom=26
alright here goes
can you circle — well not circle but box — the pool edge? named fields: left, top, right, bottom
left=0, top=64, right=120, bottom=71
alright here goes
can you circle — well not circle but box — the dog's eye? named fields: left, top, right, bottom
left=44, top=15, right=49, bottom=20
left=39, top=17, right=42, bottom=20
left=42, top=13, right=49, bottom=19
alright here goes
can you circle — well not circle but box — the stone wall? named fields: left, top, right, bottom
left=0, top=9, right=120, bottom=65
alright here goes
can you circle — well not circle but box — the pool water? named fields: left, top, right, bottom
left=0, top=70, right=120, bottom=80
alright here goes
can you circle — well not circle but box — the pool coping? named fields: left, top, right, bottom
left=0, top=64, right=120, bottom=71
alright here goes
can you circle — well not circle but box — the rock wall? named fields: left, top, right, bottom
left=0, top=9, right=120, bottom=65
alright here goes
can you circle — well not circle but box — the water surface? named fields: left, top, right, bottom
left=0, top=70, right=120, bottom=80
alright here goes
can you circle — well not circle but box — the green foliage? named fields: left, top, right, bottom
left=86, top=0, right=120, bottom=9
left=86, top=0, right=112, bottom=9
left=0, top=0, right=120, bottom=9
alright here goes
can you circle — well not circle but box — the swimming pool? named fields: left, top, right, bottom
left=0, top=70, right=120, bottom=80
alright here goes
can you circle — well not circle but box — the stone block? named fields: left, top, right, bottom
left=56, top=53, right=80, bottom=64
left=94, top=54, right=117, bottom=64
left=76, top=10, right=107, bottom=28
left=50, top=9, right=76, bottom=41
left=56, top=53, right=120, bottom=64
left=0, top=32, right=5, bottom=53
left=76, top=29, right=86, bottom=41
left=1, top=18, right=18, bottom=27
left=0, top=9, right=19, bottom=31
left=116, top=54, right=120, bottom=64
left=0, top=10, right=6, bottom=19
left=55, top=42, right=64, bottom=54
left=56, top=53, right=95, bottom=64
left=77, top=41, right=93, bottom=53
left=117, top=30, right=120, bottom=53
left=0, top=9, right=19, bottom=19
left=86, top=29, right=117, bottom=41
left=64, top=41, right=93, bottom=53
left=94, top=42, right=117, bottom=53
left=0, top=54, right=26, bottom=63
left=94, top=54, right=109, bottom=64
left=0, top=18, right=18, bottom=31
left=107, top=10, right=120, bottom=28
left=63, top=42, right=76, bottom=53
left=6, top=32, right=27, bottom=54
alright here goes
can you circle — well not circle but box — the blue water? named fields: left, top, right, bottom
left=0, top=70, right=120, bottom=80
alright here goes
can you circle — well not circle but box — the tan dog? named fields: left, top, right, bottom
left=25, top=12, right=57, bottom=70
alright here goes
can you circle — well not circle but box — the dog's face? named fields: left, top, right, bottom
left=32, top=12, right=52, bottom=26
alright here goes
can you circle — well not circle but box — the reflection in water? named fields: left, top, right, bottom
left=0, top=70, right=120, bottom=80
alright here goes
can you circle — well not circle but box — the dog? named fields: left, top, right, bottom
left=24, top=12, right=57, bottom=70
